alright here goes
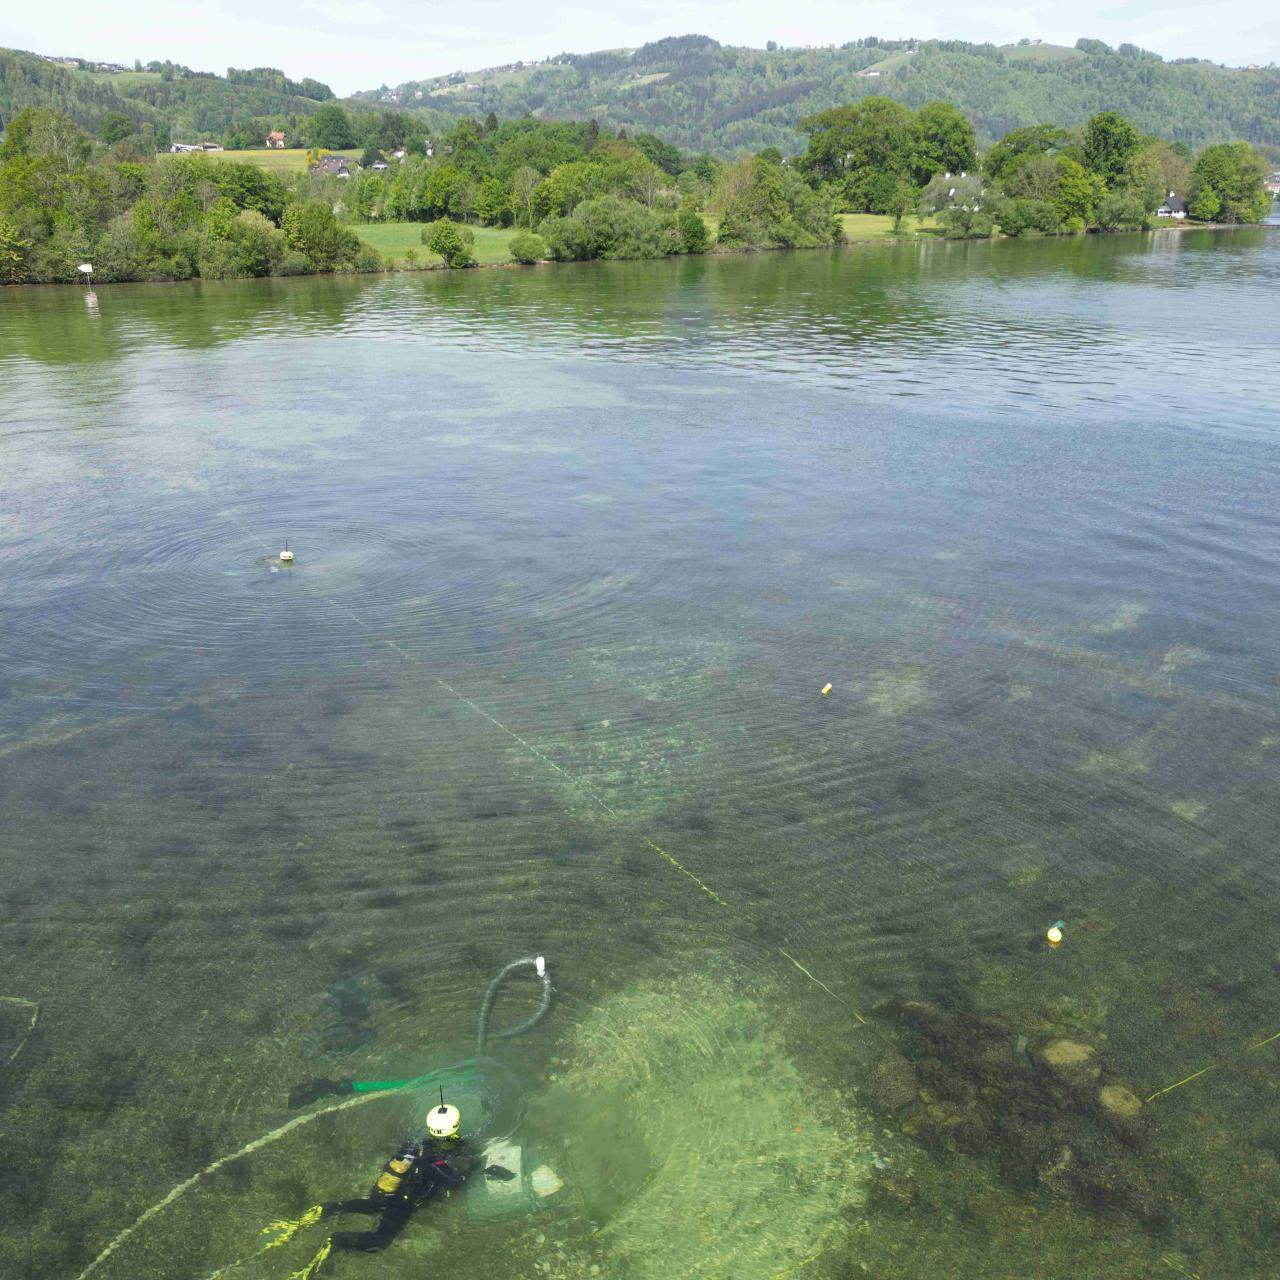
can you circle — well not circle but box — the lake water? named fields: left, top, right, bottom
left=3, top=227, right=1279, bottom=1280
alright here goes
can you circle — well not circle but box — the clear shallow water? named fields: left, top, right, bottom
left=2, top=227, right=1279, bottom=1280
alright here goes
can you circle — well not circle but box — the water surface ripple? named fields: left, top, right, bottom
left=2, top=227, right=1279, bottom=1280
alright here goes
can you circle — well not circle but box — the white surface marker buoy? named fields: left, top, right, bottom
left=279, top=547, right=294, bottom=563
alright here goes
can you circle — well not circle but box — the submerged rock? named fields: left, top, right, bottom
left=866, top=1051, right=919, bottom=1114
left=1099, top=1084, right=1142, bottom=1118
left=1035, top=1038, right=1101, bottom=1089
left=1096, top=1084, right=1145, bottom=1142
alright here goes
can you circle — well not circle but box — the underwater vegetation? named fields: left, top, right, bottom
left=533, top=967, right=876, bottom=1280
left=867, top=999, right=1163, bottom=1223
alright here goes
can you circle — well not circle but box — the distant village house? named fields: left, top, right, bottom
left=266, top=130, right=286, bottom=148
left=312, top=155, right=350, bottom=178
left=1155, top=191, right=1188, bottom=220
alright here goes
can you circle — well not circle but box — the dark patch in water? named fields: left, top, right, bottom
left=470, top=798, right=520, bottom=820
left=360, top=887, right=403, bottom=910
left=660, top=805, right=716, bottom=835
left=150, top=836, right=200, bottom=860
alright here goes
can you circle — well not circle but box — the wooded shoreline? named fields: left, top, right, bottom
left=6, top=216, right=1269, bottom=291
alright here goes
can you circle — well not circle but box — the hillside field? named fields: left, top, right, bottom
left=166, top=147, right=316, bottom=174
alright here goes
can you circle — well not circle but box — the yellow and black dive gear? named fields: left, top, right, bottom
left=374, top=1150, right=418, bottom=1196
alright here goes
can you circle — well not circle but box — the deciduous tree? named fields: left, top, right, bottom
left=1188, top=142, right=1269, bottom=223
left=914, top=101, right=976, bottom=180
left=305, top=103, right=355, bottom=150
left=1082, top=111, right=1140, bottom=186
left=798, top=97, right=919, bottom=212
left=423, top=217, right=475, bottom=266
left=508, top=229, right=547, bottom=262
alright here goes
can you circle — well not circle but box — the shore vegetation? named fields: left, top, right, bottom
left=0, top=97, right=1270, bottom=286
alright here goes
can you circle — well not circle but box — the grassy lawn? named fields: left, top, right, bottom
left=866, top=50, right=917, bottom=73
left=1000, top=42, right=1084, bottom=63
left=841, top=212, right=939, bottom=240
left=705, top=213, right=935, bottom=244
left=77, top=70, right=163, bottom=87
left=180, top=148, right=316, bottom=175
left=352, top=222, right=519, bottom=266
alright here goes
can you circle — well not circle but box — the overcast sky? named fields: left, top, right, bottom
left=2, top=1, right=1276, bottom=95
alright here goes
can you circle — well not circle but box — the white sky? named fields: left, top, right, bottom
left=2, top=1, right=1276, bottom=96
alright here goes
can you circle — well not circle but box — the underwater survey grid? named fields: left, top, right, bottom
left=2, top=229, right=1280, bottom=1278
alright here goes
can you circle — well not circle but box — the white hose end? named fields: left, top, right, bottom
left=535, top=955, right=546, bottom=978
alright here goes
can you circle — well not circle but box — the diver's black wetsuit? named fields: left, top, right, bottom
left=322, top=1137, right=476, bottom=1253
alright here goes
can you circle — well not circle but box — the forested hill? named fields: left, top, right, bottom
left=359, top=34, right=1280, bottom=155
left=0, top=49, right=380, bottom=146
left=6, top=37, right=1276, bottom=158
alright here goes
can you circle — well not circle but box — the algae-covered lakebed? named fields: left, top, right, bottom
left=2, top=229, right=1280, bottom=1279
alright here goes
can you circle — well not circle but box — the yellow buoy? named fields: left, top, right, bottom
left=1046, top=921, right=1064, bottom=948
left=820, top=683, right=833, bottom=696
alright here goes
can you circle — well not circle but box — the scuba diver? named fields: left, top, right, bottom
left=282, top=1081, right=515, bottom=1265
left=266, top=956, right=552, bottom=1273
left=322, top=1099, right=513, bottom=1254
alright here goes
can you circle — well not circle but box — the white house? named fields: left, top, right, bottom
left=1155, top=191, right=1188, bottom=219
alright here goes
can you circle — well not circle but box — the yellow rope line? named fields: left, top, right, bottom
left=1, top=996, right=39, bottom=1066
left=76, top=542, right=863, bottom=1279
left=351, top=606, right=845, bottom=994
left=72, top=519, right=869, bottom=1280
left=1146, top=1025, right=1280, bottom=1103
left=1146, top=1066, right=1218, bottom=1104
left=75, top=1087, right=413, bottom=1280
left=220, top=518, right=853, bottom=1009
